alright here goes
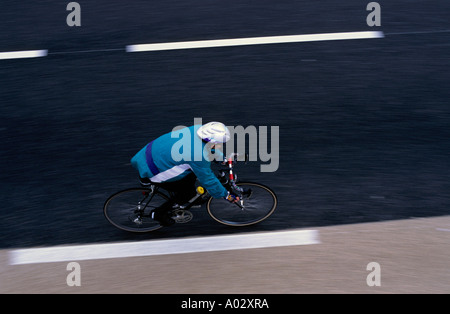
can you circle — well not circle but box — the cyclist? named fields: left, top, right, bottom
left=131, top=121, right=240, bottom=226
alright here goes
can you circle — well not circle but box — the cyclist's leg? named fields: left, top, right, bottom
left=156, top=173, right=196, bottom=203
left=152, top=173, right=197, bottom=226
left=170, top=172, right=197, bottom=204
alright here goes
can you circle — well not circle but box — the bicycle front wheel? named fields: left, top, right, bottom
left=206, top=182, right=277, bottom=227
left=103, top=188, right=168, bottom=233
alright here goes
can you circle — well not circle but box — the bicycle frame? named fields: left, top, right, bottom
left=136, top=185, right=159, bottom=216
left=220, top=153, right=249, bottom=208
left=139, top=153, right=249, bottom=212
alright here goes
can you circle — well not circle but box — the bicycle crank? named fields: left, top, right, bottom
left=170, top=209, right=193, bottom=224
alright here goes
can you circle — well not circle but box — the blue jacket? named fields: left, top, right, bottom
left=131, top=125, right=228, bottom=198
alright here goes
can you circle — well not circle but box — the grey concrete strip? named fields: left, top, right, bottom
left=1, top=216, right=449, bottom=293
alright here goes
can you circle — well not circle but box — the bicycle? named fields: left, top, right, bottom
left=103, top=153, right=277, bottom=233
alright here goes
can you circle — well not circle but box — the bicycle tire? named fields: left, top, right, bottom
left=206, top=182, right=277, bottom=227
left=103, top=187, right=169, bottom=233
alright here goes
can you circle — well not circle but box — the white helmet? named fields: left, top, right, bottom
left=197, top=122, right=231, bottom=144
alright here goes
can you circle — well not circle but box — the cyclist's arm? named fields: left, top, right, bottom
left=188, top=161, right=228, bottom=199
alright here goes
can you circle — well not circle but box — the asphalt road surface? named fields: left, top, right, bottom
left=1, top=0, right=449, bottom=250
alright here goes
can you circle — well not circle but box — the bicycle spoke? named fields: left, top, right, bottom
left=207, top=182, right=277, bottom=226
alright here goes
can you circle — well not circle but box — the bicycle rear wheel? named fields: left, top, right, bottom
left=206, top=182, right=277, bottom=226
left=103, top=188, right=169, bottom=233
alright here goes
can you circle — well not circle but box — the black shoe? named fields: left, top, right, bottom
left=152, top=211, right=175, bottom=227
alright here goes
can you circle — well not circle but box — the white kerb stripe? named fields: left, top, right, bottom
left=0, top=50, right=48, bottom=60
left=150, top=164, right=192, bottom=183
left=8, top=229, right=320, bottom=265
left=126, top=31, right=384, bottom=52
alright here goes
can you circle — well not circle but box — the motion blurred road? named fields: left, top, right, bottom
left=0, top=0, right=449, bottom=251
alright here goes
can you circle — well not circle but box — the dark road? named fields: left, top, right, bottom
left=1, top=0, right=449, bottom=249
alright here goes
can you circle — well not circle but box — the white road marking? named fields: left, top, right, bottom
left=126, top=31, right=384, bottom=52
left=0, top=50, right=48, bottom=60
left=8, top=229, right=320, bottom=265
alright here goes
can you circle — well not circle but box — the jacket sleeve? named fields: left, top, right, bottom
left=188, top=161, right=228, bottom=198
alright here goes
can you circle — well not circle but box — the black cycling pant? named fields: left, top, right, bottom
left=152, top=173, right=197, bottom=213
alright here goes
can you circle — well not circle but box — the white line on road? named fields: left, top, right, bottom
left=0, top=31, right=385, bottom=59
left=126, top=31, right=384, bottom=53
left=0, top=50, right=48, bottom=60
left=8, top=229, right=320, bottom=265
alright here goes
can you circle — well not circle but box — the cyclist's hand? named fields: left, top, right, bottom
left=225, top=192, right=240, bottom=203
